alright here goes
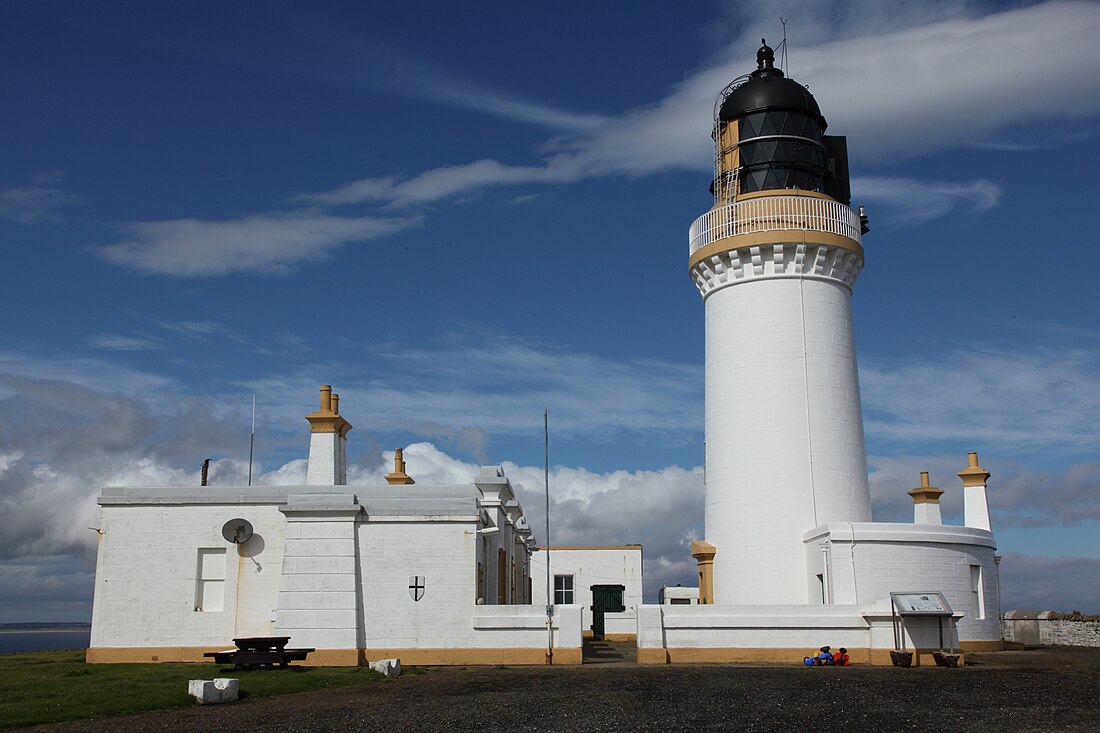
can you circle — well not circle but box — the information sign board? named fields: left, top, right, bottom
left=891, top=591, right=953, bottom=616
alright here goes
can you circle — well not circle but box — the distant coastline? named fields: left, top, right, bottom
left=0, top=623, right=91, bottom=634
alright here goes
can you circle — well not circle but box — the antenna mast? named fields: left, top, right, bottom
left=780, top=17, right=789, bottom=76
left=247, top=393, right=256, bottom=486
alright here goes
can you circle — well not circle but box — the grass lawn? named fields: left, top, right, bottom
left=0, top=650, right=389, bottom=729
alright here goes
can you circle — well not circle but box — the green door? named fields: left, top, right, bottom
left=590, top=585, right=626, bottom=640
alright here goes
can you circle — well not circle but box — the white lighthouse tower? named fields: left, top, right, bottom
left=690, top=41, right=871, bottom=605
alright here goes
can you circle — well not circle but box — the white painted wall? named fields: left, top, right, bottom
left=804, top=522, right=1001, bottom=642
left=358, top=516, right=479, bottom=648
left=530, top=547, right=643, bottom=635
left=306, top=433, right=346, bottom=486
left=964, top=484, right=991, bottom=531
left=89, top=501, right=287, bottom=649
left=90, top=478, right=559, bottom=657
left=704, top=270, right=871, bottom=606
left=275, top=497, right=361, bottom=650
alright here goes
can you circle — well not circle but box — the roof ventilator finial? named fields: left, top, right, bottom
left=757, top=39, right=775, bottom=70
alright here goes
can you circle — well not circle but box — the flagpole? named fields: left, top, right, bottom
left=247, top=394, right=256, bottom=486
left=544, top=408, right=553, bottom=665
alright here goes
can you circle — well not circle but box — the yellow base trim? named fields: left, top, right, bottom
left=638, top=647, right=970, bottom=666
left=637, top=648, right=670, bottom=665
left=959, top=640, right=1004, bottom=652
left=304, top=649, right=360, bottom=666
left=87, top=647, right=226, bottom=664
left=583, top=631, right=636, bottom=642
left=359, top=648, right=582, bottom=666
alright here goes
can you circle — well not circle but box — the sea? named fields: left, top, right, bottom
left=0, top=630, right=91, bottom=655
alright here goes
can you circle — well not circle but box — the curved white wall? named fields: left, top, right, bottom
left=805, top=523, right=1002, bottom=643
left=704, top=272, right=871, bottom=605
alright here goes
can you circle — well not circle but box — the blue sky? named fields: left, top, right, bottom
left=2, top=0, right=1100, bottom=621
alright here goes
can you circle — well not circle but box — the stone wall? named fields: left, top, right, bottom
left=1003, top=610, right=1100, bottom=647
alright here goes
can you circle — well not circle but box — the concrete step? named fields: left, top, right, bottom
left=582, top=639, right=637, bottom=665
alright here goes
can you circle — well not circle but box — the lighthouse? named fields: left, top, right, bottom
left=690, top=41, right=872, bottom=605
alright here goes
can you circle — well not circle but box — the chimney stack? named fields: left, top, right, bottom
left=304, top=384, right=353, bottom=485
left=908, top=471, right=944, bottom=525
left=958, top=451, right=992, bottom=531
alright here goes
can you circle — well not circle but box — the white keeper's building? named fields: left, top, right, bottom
left=88, top=385, right=583, bottom=666
left=530, top=546, right=643, bottom=640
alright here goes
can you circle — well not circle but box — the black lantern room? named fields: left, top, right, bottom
left=714, top=41, right=851, bottom=205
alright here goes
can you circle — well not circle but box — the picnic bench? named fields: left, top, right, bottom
left=204, top=636, right=315, bottom=669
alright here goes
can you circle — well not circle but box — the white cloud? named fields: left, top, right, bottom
left=292, top=2, right=1100, bottom=215
left=241, top=335, right=703, bottom=439
left=94, top=3, right=1100, bottom=279
left=87, top=334, right=167, bottom=351
left=165, top=20, right=608, bottom=134
left=424, top=82, right=608, bottom=133
left=852, top=176, right=1001, bottom=227
left=0, top=557, right=96, bottom=623
left=292, top=159, right=579, bottom=209
left=0, top=175, right=81, bottom=226
left=540, top=0, right=1100, bottom=174
left=861, top=344, right=1100, bottom=457
left=999, top=552, right=1100, bottom=613
left=94, top=212, right=419, bottom=276
left=0, top=352, right=175, bottom=400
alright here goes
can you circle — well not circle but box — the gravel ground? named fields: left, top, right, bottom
left=17, top=649, right=1100, bottom=733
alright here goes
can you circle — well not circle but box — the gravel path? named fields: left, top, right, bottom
left=18, top=651, right=1100, bottom=733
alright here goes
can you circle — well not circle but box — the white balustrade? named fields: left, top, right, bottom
left=689, top=195, right=861, bottom=256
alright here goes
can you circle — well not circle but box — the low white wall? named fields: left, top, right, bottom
left=472, top=604, right=583, bottom=650
left=604, top=612, right=636, bottom=637
left=637, top=604, right=959, bottom=653
left=643, top=604, right=872, bottom=650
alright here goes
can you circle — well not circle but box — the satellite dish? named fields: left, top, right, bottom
left=221, top=518, right=254, bottom=544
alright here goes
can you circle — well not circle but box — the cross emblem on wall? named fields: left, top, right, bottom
left=409, top=575, right=425, bottom=602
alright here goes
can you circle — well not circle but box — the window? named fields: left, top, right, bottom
left=970, top=565, right=985, bottom=620
left=670, top=598, right=691, bottom=605
left=554, top=574, right=574, bottom=605
left=195, top=548, right=226, bottom=612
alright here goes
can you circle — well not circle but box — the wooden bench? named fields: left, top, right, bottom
left=204, top=636, right=315, bottom=669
